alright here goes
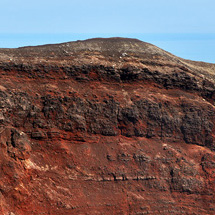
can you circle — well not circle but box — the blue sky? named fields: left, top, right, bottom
left=0, top=0, right=215, bottom=63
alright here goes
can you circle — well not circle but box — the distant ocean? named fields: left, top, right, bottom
left=0, top=33, right=214, bottom=63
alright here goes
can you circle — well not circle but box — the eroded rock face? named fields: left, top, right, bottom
left=0, top=38, right=215, bottom=214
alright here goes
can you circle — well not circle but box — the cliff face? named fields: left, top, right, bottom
left=0, top=38, right=215, bottom=215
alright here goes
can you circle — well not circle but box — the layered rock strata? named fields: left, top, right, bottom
left=0, top=38, right=215, bottom=214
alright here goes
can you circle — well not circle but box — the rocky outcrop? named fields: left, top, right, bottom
left=0, top=38, right=215, bottom=214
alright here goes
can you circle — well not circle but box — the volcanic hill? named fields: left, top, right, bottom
left=0, top=37, right=215, bottom=215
